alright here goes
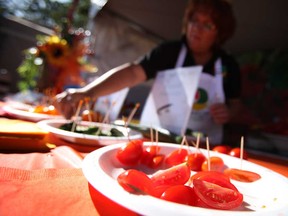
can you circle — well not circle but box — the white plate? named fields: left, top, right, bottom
left=3, top=105, right=63, bottom=122
left=82, top=142, right=288, bottom=216
left=37, top=119, right=143, bottom=146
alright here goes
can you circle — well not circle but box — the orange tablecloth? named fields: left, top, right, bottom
left=0, top=141, right=141, bottom=216
left=0, top=168, right=97, bottom=216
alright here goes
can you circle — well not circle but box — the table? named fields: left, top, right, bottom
left=0, top=103, right=287, bottom=216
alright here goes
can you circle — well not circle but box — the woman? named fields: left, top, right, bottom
left=55, top=0, right=241, bottom=144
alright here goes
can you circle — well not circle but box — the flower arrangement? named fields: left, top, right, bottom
left=17, top=22, right=95, bottom=94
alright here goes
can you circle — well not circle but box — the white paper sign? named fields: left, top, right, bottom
left=96, top=88, right=129, bottom=121
left=140, top=66, right=202, bottom=135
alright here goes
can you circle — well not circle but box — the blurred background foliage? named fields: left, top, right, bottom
left=0, top=0, right=91, bottom=29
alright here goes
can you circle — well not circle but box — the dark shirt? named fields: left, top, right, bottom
left=138, top=37, right=241, bottom=100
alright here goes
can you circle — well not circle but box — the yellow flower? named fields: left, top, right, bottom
left=39, top=35, right=70, bottom=66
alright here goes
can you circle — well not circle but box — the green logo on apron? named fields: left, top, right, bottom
left=193, top=88, right=208, bottom=110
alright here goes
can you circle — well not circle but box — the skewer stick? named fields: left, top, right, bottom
left=155, top=128, right=159, bottom=145
left=179, top=136, right=187, bottom=153
left=180, top=136, right=186, bottom=146
left=190, top=141, right=196, bottom=147
left=102, top=101, right=116, bottom=124
left=240, top=136, right=244, bottom=169
left=206, top=137, right=211, bottom=171
left=125, top=103, right=140, bottom=127
left=95, top=100, right=116, bottom=136
left=150, top=126, right=154, bottom=145
left=194, top=133, right=201, bottom=156
left=196, top=133, right=200, bottom=149
left=184, top=136, right=190, bottom=147
left=71, top=100, right=83, bottom=132
left=84, top=97, right=92, bottom=122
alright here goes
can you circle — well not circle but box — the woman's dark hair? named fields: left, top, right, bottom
left=182, top=0, right=236, bottom=46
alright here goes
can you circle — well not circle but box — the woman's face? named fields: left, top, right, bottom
left=186, top=12, right=218, bottom=54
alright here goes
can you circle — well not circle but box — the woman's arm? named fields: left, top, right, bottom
left=82, top=63, right=147, bottom=100
left=55, top=63, right=147, bottom=118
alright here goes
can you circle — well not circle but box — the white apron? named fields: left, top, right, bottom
left=176, top=45, right=225, bottom=144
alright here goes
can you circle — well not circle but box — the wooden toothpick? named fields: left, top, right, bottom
left=71, top=100, right=83, bottom=132
left=102, top=101, right=116, bottom=124
left=240, top=136, right=244, bottom=169
left=125, top=103, right=140, bottom=127
left=150, top=126, right=154, bottom=145
left=206, top=137, right=211, bottom=171
left=84, top=97, right=92, bottom=122
left=155, top=128, right=159, bottom=145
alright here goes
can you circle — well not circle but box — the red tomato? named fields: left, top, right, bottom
left=212, top=145, right=231, bottom=154
left=144, top=145, right=161, bottom=156
left=190, top=171, right=230, bottom=182
left=151, top=185, right=171, bottom=198
left=160, top=185, right=196, bottom=205
left=193, top=179, right=243, bottom=210
left=117, top=169, right=153, bottom=194
left=190, top=171, right=238, bottom=192
left=116, top=140, right=143, bottom=165
left=190, top=188, right=210, bottom=208
left=31, top=105, right=59, bottom=115
left=229, top=147, right=248, bottom=159
left=224, top=168, right=261, bottom=182
left=150, top=163, right=191, bottom=197
left=44, top=105, right=60, bottom=115
left=150, top=154, right=165, bottom=169
left=164, top=148, right=189, bottom=167
left=140, top=145, right=163, bottom=168
left=151, top=163, right=191, bottom=187
left=186, top=152, right=206, bottom=171
left=189, top=173, right=232, bottom=208
left=201, top=156, right=225, bottom=172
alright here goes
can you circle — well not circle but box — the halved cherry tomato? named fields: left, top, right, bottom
left=116, top=140, right=143, bottom=166
left=224, top=168, right=261, bottom=182
left=193, top=179, right=243, bottom=210
left=140, top=145, right=163, bottom=168
left=149, top=154, right=165, bottom=169
left=117, top=169, right=153, bottom=194
left=190, top=188, right=210, bottom=208
left=212, top=145, right=232, bottom=154
left=164, top=148, right=189, bottom=167
left=160, top=185, right=196, bottom=205
left=186, top=152, right=206, bottom=171
left=151, top=163, right=191, bottom=187
left=190, top=171, right=230, bottom=182
left=229, top=147, right=248, bottom=159
left=151, top=185, right=171, bottom=198
left=201, top=156, right=225, bottom=172
left=150, top=163, right=191, bottom=197
left=190, top=171, right=238, bottom=192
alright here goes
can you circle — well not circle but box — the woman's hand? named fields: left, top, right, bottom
left=53, top=88, right=86, bottom=119
left=209, top=103, right=231, bottom=125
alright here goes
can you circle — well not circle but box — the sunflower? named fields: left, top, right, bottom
left=38, top=35, right=70, bottom=66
